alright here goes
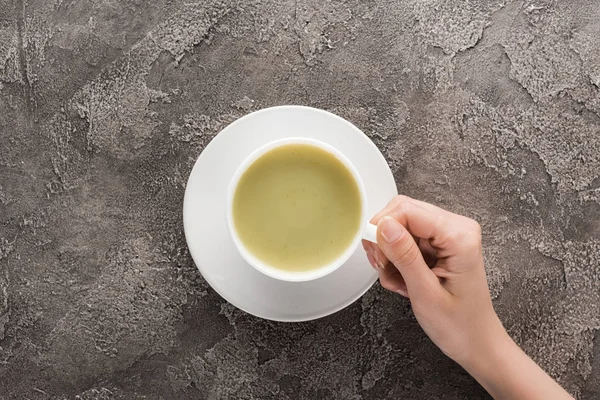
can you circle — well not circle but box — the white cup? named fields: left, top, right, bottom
left=226, top=137, right=378, bottom=282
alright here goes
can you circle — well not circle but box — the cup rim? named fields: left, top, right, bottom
left=226, top=137, right=368, bottom=282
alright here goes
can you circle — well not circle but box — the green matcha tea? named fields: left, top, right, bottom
left=232, top=144, right=362, bottom=272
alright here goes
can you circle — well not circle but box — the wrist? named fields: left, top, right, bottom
left=458, top=314, right=513, bottom=373
left=457, top=322, right=574, bottom=399
left=459, top=325, right=522, bottom=396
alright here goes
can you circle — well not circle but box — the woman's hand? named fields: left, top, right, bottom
left=363, top=195, right=573, bottom=399
left=362, top=195, right=500, bottom=363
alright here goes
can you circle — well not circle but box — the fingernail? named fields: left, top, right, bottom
left=377, top=260, right=386, bottom=270
left=366, top=251, right=378, bottom=269
left=379, top=216, right=404, bottom=243
left=396, top=289, right=408, bottom=297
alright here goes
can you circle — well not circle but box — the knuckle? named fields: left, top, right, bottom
left=405, top=244, right=423, bottom=266
left=463, top=236, right=482, bottom=253
left=466, top=218, right=482, bottom=237
left=458, top=218, right=482, bottom=250
left=442, top=217, right=482, bottom=251
left=389, top=195, right=410, bottom=208
left=395, top=198, right=413, bottom=215
left=443, top=225, right=463, bottom=245
left=433, top=212, right=446, bottom=230
left=391, top=239, right=421, bottom=267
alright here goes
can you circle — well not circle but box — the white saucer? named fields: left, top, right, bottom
left=183, top=106, right=397, bottom=322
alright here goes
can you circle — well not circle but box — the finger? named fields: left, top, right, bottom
left=371, top=196, right=452, bottom=243
left=370, top=195, right=440, bottom=226
left=362, top=239, right=389, bottom=270
left=378, top=263, right=409, bottom=297
left=366, top=196, right=432, bottom=271
left=365, top=248, right=378, bottom=269
left=377, top=216, right=442, bottom=297
left=405, top=197, right=446, bottom=213
left=369, top=196, right=407, bottom=225
left=366, top=195, right=448, bottom=271
left=382, top=198, right=483, bottom=257
left=363, top=242, right=392, bottom=281
left=382, top=201, right=447, bottom=241
left=377, top=201, right=470, bottom=257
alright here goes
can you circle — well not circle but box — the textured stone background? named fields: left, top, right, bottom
left=0, top=0, right=599, bottom=398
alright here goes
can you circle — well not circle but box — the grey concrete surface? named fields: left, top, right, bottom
left=1, top=0, right=599, bottom=398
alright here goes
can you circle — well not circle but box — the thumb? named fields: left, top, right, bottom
left=377, top=216, right=441, bottom=297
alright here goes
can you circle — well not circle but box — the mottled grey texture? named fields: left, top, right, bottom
left=0, top=0, right=599, bottom=398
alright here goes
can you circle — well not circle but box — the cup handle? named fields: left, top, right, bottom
left=363, top=223, right=378, bottom=243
